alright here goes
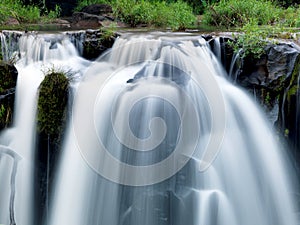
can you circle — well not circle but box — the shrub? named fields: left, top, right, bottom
left=0, top=0, right=41, bottom=24
left=230, top=22, right=269, bottom=58
left=113, top=0, right=196, bottom=29
left=74, top=0, right=113, bottom=12
left=203, top=0, right=282, bottom=27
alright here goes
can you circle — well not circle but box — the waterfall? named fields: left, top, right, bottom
left=0, top=31, right=90, bottom=225
left=0, top=31, right=299, bottom=225
left=48, top=33, right=299, bottom=225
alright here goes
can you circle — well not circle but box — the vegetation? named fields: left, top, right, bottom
left=37, top=68, right=69, bottom=140
left=198, top=0, right=300, bottom=58
left=0, top=0, right=60, bottom=25
left=0, top=61, right=18, bottom=129
left=76, top=0, right=196, bottom=30
left=228, top=21, right=273, bottom=58
left=203, top=0, right=300, bottom=28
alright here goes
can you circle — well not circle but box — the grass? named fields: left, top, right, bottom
left=0, top=0, right=61, bottom=25
left=75, top=0, right=196, bottom=30
left=203, top=0, right=300, bottom=29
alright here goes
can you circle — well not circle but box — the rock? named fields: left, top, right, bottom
left=82, top=29, right=118, bottom=60
left=4, top=17, right=20, bottom=26
left=72, top=12, right=105, bottom=28
left=80, top=4, right=113, bottom=15
left=226, top=40, right=300, bottom=155
left=236, top=43, right=300, bottom=91
left=0, top=62, right=18, bottom=130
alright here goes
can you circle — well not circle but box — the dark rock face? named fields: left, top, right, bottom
left=71, top=12, right=115, bottom=28
left=219, top=38, right=300, bottom=169
left=72, top=12, right=105, bottom=28
left=0, top=62, right=18, bottom=130
left=80, top=4, right=113, bottom=15
left=82, top=29, right=119, bottom=60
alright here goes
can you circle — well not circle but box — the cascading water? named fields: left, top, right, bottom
left=0, top=31, right=89, bottom=225
left=48, top=33, right=299, bottom=225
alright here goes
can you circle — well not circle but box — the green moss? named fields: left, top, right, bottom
left=286, top=57, right=300, bottom=101
left=37, top=70, right=69, bottom=140
left=0, top=61, right=17, bottom=130
left=0, top=61, right=18, bottom=93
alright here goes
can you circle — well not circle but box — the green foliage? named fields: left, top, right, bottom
left=0, top=0, right=40, bottom=24
left=0, top=0, right=62, bottom=24
left=278, top=6, right=300, bottom=27
left=113, top=0, right=154, bottom=27
left=37, top=68, right=69, bottom=139
left=203, top=0, right=282, bottom=27
left=74, top=0, right=113, bottom=12
left=47, top=5, right=61, bottom=20
left=229, top=21, right=282, bottom=58
left=113, top=0, right=196, bottom=30
left=100, top=23, right=117, bottom=40
left=75, top=0, right=195, bottom=29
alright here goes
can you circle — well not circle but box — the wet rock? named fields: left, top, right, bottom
left=82, top=29, right=119, bottom=60
left=226, top=40, right=300, bottom=158
left=0, top=61, right=18, bottom=130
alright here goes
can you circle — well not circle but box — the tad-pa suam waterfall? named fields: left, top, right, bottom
left=0, top=31, right=299, bottom=225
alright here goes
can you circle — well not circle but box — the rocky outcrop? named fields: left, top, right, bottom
left=80, top=4, right=113, bottom=15
left=0, top=62, right=18, bottom=130
left=213, top=36, right=300, bottom=166
left=71, top=4, right=115, bottom=29
left=82, top=29, right=119, bottom=60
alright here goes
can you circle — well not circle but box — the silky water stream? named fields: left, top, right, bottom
left=0, top=31, right=298, bottom=225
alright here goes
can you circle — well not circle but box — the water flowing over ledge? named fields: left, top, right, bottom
left=0, top=30, right=299, bottom=225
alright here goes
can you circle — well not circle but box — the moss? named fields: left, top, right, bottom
left=37, top=71, right=69, bottom=141
left=0, top=61, right=18, bottom=130
left=0, top=61, right=18, bottom=93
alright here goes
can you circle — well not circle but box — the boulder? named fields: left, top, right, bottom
left=72, top=12, right=105, bottom=28
left=4, top=17, right=20, bottom=26
left=80, top=4, right=113, bottom=15
left=82, top=29, right=118, bottom=60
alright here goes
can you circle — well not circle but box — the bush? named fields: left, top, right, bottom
left=113, top=0, right=196, bottom=29
left=0, top=0, right=62, bottom=24
left=229, top=21, right=270, bottom=58
left=74, top=0, right=113, bottom=12
left=203, top=0, right=282, bottom=27
left=0, top=0, right=40, bottom=24
left=278, top=6, right=300, bottom=27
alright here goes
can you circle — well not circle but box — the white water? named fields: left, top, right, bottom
left=48, top=33, right=299, bottom=225
left=0, top=31, right=298, bottom=225
left=0, top=32, right=90, bottom=225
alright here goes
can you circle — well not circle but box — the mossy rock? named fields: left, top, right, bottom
left=37, top=71, right=69, bottom=140
left=0, top=61, right=18, bottom=93
left=0, top=61, right=18, bottom=130
left=82, top=29, right=118, bottom=60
